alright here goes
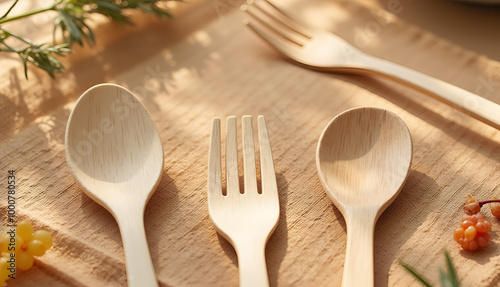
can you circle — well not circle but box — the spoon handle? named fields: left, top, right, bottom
left=115, top=208, right=159, bottom=287
left=342, top=209, right=377, bottom=287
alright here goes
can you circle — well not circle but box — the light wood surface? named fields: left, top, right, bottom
left=65, top=84, right=163, bottom=287
left=357, top=0, right=500, bottom=62
left=208, top=116, right=279, bottom=287
left=1, top=0, right=500, bottom=286
left=317, top=107, right=412, bottom=287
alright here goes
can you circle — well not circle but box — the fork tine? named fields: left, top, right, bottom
left=256, top=0, right=312, bottom=39
left=258, top=116, right=278, bottom=196
left=242, top=116, right=258, bottom=194
left=245, top=20, right=301, bottom=59
left=226, top=116, right=240, bottom=195
left=208, top=118, right=222, bottom=197
left=244, top=3, right=305, bottom=47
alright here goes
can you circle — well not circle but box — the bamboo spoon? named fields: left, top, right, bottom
left=65, top=83, right=163, bottom=287
left=316, top=107, right=412, bottom=287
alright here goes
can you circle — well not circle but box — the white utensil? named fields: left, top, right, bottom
left=316, top=107, right=412, bottom=287
left=243, top=0, right=500, bottom=131
left=208, top=116, right=279, bottom=287
left=65, top=83, right=163, bottom=287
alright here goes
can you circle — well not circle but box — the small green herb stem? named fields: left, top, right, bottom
left=2, top=28, right=33, bottom=45
left=0, top=48, right=18, bottom=52
left=0, top=4, right=57, bottom=25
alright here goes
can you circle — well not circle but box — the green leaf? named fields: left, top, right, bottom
left=74, top=17, right=95, bottom=43
left=57, top=10, right=83, bottom=45
left=439, top=267, right=456, bottom=287
left=95, top=1, right=122, bottom=13
left=138, top=3, right=153, bottom=14
left=444, top=251, right=460, bottom=287
left=401, top=251, right=460, bottom=287
left=22, top=57, right=29, bottom=79
left=0, top=0, right=180, bottom=79
left=52, top=17, right=63, bottom=44
left=93, top=1, right=131, bottom=23
left=399, top=260, right=433, bottom=287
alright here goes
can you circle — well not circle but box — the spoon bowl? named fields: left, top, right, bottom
left=65, top=83, right=163, bottom=287
left=316, top=107, right=412, bottom=287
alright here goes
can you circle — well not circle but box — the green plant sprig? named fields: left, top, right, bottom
left=0, top=0, right=181, bottom=79
left=400, top=251, right=460, bottom=287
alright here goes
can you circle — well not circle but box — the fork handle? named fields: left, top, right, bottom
left=359, top=54, right=500, bottom=130
left=235, top=239, right=270, bottom=287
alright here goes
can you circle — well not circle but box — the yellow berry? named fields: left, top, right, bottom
left=0, top=231, right=23, bottom=253
left=17, top=221, right=33, bottom=242
left=0, top=234, right=9, bottom=253
left=0, top=257, right=8, bottom=280
left=17, top=251, right=33, bottom=271
left=14, top=235, right=24, bottom=252
left=464, top=226, right=477, bottom=241
left=27, top=240, right=46, bottom=257
left=32, top=230, right=52, bottom=250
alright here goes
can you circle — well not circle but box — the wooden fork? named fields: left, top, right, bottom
left=208, top=115, right=279, bottom=287
left=243, top=0, right=500, bottom=131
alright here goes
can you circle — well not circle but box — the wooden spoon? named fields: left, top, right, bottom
left=65, top=83, right=163, bottom=287
left=316, top=107, right=412, bottom=287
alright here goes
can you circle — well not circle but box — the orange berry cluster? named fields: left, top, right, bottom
left=0, top=221, right=53, bottom=286
left=453, top=213, right=491, bottom=251
left=454, top=194, right=500, bottom=251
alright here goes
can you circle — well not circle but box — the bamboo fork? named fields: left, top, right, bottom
left=208, top=115, right=279, bottom=287
left=243, top=0, right=500, bottom=131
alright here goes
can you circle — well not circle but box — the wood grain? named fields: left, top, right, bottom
left=0, top=0, right=500, bottom=286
